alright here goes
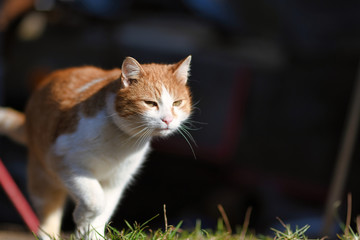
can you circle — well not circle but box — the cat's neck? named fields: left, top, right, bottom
left=104, top=90, right=152, bottom=145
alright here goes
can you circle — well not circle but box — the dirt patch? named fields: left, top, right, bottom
left=0, top=224, right=35, bottom=240
left=0, top=231, right=34, bottom=240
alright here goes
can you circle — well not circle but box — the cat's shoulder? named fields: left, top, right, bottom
left=32, top=66, right=121, bottom=109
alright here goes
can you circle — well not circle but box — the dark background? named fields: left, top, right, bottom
left=0, top=0, right=360, bottom=238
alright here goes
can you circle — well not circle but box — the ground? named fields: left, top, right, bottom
left=0, top=231, right=34, bottom=240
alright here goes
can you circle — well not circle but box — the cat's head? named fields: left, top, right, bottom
left=111, top=56, right=192, bottom=138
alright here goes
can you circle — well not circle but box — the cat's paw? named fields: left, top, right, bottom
left=76, top=225, right=105, bottom=240
left=35, top=232, right=55, bottom=240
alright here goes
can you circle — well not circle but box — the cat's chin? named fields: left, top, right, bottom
left=152, top=128, right=175, bottom=137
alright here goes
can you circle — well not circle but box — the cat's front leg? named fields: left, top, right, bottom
left=60, top=171, right=106, bottom=239
left=90, top=182, right=127, bottom=235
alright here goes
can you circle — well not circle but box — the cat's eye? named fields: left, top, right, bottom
left=144, top=101, right=158, bottom=108
left=173, top=100, right=183, bottom=107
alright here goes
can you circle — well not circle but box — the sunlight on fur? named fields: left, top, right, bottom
left=0, top=56, right=194, bottom=240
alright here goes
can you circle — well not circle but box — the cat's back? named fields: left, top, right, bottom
left=25, top=66, right=121, bottom=155
left=34, top=66, right=121, bottom=108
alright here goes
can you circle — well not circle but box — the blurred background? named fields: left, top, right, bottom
left=0, top=0, right=360, bottom=238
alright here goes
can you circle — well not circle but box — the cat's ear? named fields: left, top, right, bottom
left=173, top=55, right=192, bottom=84
left=121, top=57, right=144, bottom=87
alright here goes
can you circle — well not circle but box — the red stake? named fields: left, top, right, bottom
left=0, top=158, right=39, bottom=233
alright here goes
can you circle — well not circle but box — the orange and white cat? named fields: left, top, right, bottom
left=0, top=56, right=192, bottom=239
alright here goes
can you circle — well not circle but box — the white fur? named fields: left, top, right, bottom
left=51, top=97, right=150, bottom=239
left=159, top=85, right=174, bottom=121
left=160, top=86, right=189, bottom=127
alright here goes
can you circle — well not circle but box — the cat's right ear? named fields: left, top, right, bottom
left=173, top=55, right=191, bottom=84
left=121, top=57, right=144, bottom=88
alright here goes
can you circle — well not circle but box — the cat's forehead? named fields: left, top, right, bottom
left=140, top=81, right=179, bottom=100
left=138, top=64, right=187, bottom=97
left=141, top=64, right=173, bottom=80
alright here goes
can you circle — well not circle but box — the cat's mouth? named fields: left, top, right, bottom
left=153, top=127, right=173, bottom=136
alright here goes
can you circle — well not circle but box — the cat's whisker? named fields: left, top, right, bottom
left=177, top=128, right=197, bottom=159
left=135, top=128, right=153, bottom=150
left=128, top=124, right=148, bottom=135
left=143, top=129, right=153, bottom=146
left=189, top=99, right=201, bottom=110
left=191, top=107, right=201, bottom=113
left=121, top=126, right=148, bottom=146
left=192, top=99, right=201, bottom=107
left=135, top=129, right=146, bottom=147
left=145, top=128, right=154, bottom=140
left=179, top=126, right=197, bottom=147
left=129, top=126, right=148, bottom=139
left=133, top=131, right=144, bottom=148
left=185, top=119, right=207, bottom=125
left=190, top=100, right=202, bottom=113
left=105, top=113, right=118, bottom=118
left=181, top=118, right=206, bottom=131
left=134, top=127, right=148, bottom=145
left=182, top=123, right=202, bottom=131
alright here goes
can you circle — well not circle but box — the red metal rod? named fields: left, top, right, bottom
left=0, top=158, right=39, bottom=233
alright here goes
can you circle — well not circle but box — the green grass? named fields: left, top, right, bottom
left=35, top=218, right=360, bottom=240
left=96, top=217, right=324, bottom=240
left=35, top=204, right=359, bottom=240
left=337, top=226, right=360, bottom=240
left=104, top=217, right=258, bottom=240
left=37, top=216, right=328, bottom=240
left=269, top=218, right=317, bottom=240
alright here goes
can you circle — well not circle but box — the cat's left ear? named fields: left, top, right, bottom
left=121, top=57, right=145, bottom=87
left=173, top=55, right=192, bottom=84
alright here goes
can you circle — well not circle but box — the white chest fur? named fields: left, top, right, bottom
left=52, top=109, right=150, bottom=184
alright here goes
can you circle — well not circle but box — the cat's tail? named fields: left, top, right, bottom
left=0, top=107, right=27, bottom=145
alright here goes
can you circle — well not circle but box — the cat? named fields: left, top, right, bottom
left=0, top=55, right=193, bottom=239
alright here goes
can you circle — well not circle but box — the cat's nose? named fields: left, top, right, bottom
left=161, top=116, right=173, bottom=125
